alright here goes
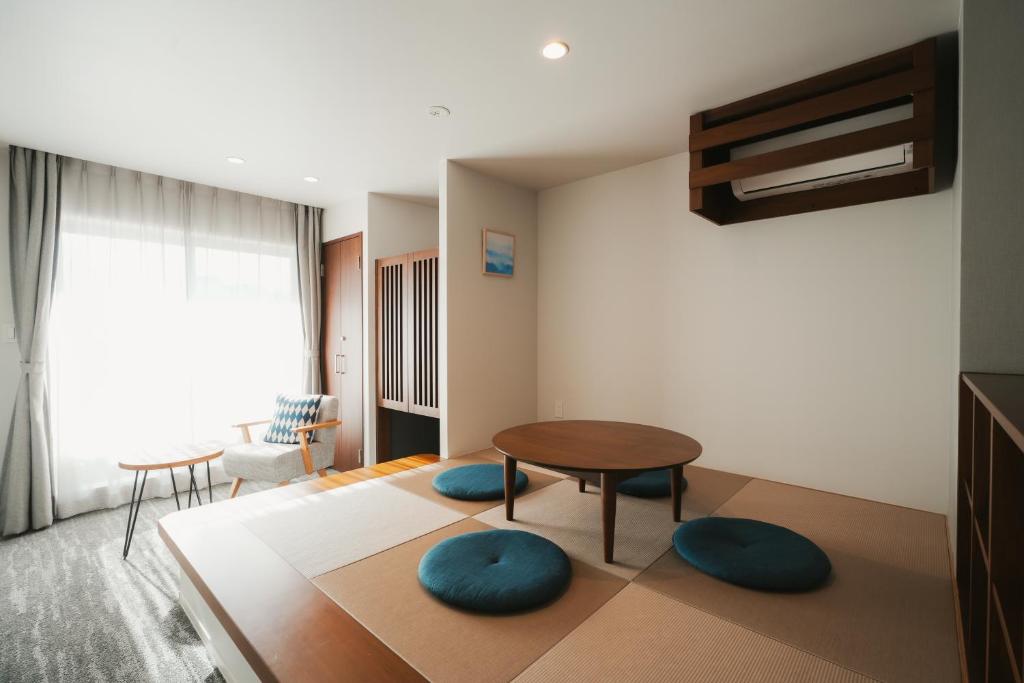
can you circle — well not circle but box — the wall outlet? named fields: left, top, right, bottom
left=2, top=324, right=15, bottom=343
left=554, top=400, right=564, bottom=419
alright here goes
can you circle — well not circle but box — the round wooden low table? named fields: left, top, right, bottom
left=493, top=421, right=702, bottom=563
left=117, top=442, right=224, bottom=558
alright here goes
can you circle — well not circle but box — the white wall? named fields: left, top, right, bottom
left=0, top=144, right=18, bottom=457
left=367, top=193, right=439, bottom=263
left=958, top=0, right=1024, bottom=374
left=537, top=152, right=956, bottom=513
left=322, top=193, right=439, bottom=464
left=363, top=193, right=439, bottom=462
left=440, top=161, right=538, bottom=458
left=322, top=195, right=367, bottom=243
left=947, top=8, right=964, bottom=548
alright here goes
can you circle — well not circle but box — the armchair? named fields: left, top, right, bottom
left=223, top=395, right=341, bottom=498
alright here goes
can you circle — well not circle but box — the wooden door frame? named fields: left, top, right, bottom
left=322, top=231, right=363, bottom=248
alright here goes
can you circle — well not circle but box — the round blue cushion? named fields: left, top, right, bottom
left=673, top=517, right=831, bottom=592
left=432, top=464, right=527, bottom=501
left=618, top=469, right=687, bottom=498
left=418, top=530, right=572, bottom=613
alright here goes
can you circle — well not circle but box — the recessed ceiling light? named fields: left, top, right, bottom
left=427, top=105, right=451, bottom=118
left=303, top=176, right=319, bottom=183
left=226, top=156, right=246, bottom=165
left=541, top=41, right=569, bottom=60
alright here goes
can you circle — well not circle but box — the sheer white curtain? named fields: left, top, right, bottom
left=49, top=160, right=303, bottom=517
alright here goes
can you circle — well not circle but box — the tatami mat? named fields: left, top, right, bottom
left=384, top=455, right=562, bottom=516
left=475, top=479, right=677, bottom=579
left=475, top=447, right=571, bottom=479
left=474, top=465, right=750, bottom=580
left=514, top=584, right=876, bottom=683
left=673, top=465, right=752, bottom=516
left=242, top=477, right=466, bottom=578
left=715, top=478, right=952, bottom=573
left=212, top=460, right=959, bottom=682
left=314, top=518, right=627, bottom=683
left=635, top=479, right=959, bottom=683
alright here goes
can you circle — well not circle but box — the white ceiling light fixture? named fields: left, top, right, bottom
left=427, top=105, right=451, bottom=118
left=303, top=176, right=319, bottom=183
left=225, top=156, right=246, bottom=164
left=541, top=41, right=570, bottom=60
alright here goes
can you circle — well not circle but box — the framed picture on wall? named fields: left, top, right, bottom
left=482, top=228, right=515, bottom=277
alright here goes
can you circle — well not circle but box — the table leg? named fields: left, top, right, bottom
left=206, top=460, right=213, bottom=504
left=122, top=470, right=148, bottom=559
left=504, top=455, right=518, bottom=521
left=170, top=468, right=181, bottom=511
left=188, top=464, right=203, bottom=507
left=670, top=464, right=684, bottom=522
left=578, top=477, right=586, bottom=493
left=600, top=471, right=620, bottom=563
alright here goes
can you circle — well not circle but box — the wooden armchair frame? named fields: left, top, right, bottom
left=228, top=417, right=343, bottom=497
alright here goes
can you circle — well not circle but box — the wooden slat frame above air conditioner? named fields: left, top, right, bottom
left=689, top=37, right=946, bottom=225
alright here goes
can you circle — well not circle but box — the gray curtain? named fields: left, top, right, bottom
left=1, top=147, right=62, bottom=536
left=296, top=205, right=322, bottom=393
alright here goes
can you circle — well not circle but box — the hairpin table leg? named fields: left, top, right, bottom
left=122, top=470, right=148, bottom=559
left=170, top=468, right=181, bottom=511
left=187, top=464, right=202, bottom=507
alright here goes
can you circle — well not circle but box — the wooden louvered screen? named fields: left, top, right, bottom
left=376, top=254, right=407, bottom=411
left=409, top=250, right=439, bottom=417
left=375, top=249, right=439, bottom=417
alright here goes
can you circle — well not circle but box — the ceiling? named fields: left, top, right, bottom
left=0, top=0, right=958, bottom=208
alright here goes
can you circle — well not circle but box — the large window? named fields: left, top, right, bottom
left=49, top=161, right=303, bottom=517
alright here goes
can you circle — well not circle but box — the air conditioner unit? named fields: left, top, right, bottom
left=730, top=104, right=915, bottom=201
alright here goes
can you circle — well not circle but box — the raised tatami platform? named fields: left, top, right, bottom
left=160, top=451, right=962, bottom=682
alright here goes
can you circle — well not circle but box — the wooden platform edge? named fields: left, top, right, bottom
left=158, top=455, right=439, bottom=683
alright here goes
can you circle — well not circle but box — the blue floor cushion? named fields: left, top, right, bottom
left=618, top=469, right=687, bottom=498
left=673, top=517, right=831, bottom=592
left=432, top=463, right=528, bottom=501
left=418, top=529, right=572, bottom=613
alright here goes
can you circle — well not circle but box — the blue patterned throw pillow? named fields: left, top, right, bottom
left=263, top=394, right=322, bottom=444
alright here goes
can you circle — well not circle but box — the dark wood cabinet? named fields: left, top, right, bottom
left=958, top=373, right=1024, bottom=683
left=322, top=233, right=364, bottom=471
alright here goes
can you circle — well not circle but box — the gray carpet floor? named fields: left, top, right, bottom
left=0, top=480, right=277, bottom=683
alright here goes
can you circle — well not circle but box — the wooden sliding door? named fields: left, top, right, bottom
left=376, top=254, right=408, bottom=411
left=322, top=233, right=363, bottom=471
left=376, top=249, right=439, bottom=418
left=409, top=250, right=439, bottom=417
